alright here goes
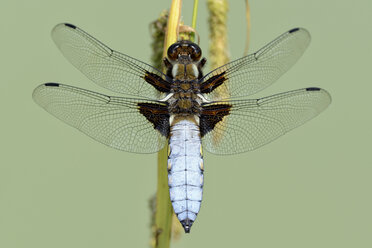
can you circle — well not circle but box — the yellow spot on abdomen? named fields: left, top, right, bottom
left=199, top=161, right=204, bottom=171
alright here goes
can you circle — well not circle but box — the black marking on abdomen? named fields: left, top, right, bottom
left=182, top=219, right=193, bottom=233
left=306, top=87, right=321, bottom=91
left=138, top=102, right=170, bottom=137
left=64, top=23, right=76, bottom=29
left=45, top=83, right=60, bottom=87
left=200, top=103, right=232, bottom=137
left=143, top=71, right=171, bottom=93
left=289, top=28, right=300, bottom=33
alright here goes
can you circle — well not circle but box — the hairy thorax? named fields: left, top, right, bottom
left=163, top=41, right=207, bottom=122
left=168, top=79, right=202, bottom=116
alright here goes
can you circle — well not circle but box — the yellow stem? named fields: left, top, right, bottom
left=155, top=1, right=182, bottom=248
left=163, top=0, right=182, bottom=57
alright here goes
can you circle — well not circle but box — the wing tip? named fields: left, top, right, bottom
left=288, top=27, right=311, bottom=41
left=64, top=23, right=77, bottom=29
left=32, top=83, right=60, bottom=102
left=306, top=87, right=320, bottom=91
left=289, top=27, right=300, bottom=33
left=44, top=82, right=60, bottom=87
left=51, top=23, right=77, bottom=37
left=305, top=87, right=332, bottom=106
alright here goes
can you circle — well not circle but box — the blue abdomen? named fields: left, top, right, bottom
left=168, top=119, right=204, bottom=233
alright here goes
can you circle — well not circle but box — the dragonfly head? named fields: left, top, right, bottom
left=167, top=40, right=202, bottom=63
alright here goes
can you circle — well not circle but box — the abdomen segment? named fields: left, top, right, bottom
left=168, top=119, right=204, bottom=233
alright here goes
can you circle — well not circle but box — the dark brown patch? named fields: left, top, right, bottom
left=138, top=102, right=170, bottom=137
left=163, top=58, right=173, bottom=79
left=200, top=104, right=232, bottom=137
left=199, top=71, right=227, bottom=93
left=196, top=58, right=207, bottom=80
left=143, top=71, right=171, bottom=93
left=199, top=58, right=207, bottom=69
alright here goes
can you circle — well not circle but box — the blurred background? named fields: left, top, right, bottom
left=1, top=0, right=371, bottom=247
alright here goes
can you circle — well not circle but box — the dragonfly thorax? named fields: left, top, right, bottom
left=167, top=90, right=203, bottom=117
left=171, top=63, right=199, bottom=80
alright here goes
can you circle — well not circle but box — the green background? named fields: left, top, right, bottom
left=1, top=0, right=371, bottom=247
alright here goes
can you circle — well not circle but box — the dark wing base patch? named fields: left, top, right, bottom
left=143, top=71, right=171, bottom=93
left=199, top=71, right=227, bottom=94
left=200, top=103, right=232, bottom=137
left=138, top=102, right=170, bottom=137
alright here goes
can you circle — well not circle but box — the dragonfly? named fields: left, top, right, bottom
left=33, top=23, right=331, bottom=233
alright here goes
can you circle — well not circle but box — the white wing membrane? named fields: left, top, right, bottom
left=34, top=24, right=331, bottom=157
left=51, top=23, right=168, bottom=99
left=201, top=28, right=311, bottom=100
left=33, top=83, right=167, bottom=153
left=202, top=88, right=331, bottom=154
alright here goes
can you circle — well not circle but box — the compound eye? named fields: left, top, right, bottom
left=167, top=43, right=180, bottom=61
left=190, top=44, right=202, bottom=61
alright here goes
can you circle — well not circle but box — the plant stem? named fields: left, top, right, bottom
left=190, top=0, right=199, bottom=42
left=150, top=10, right=169, bottom=70
left=191, top=0, right=199, bottom=29
left=163, top=0, right=182, bottom=57
left=155, top=147, right=172, bottom=248
left=207, top=0, right=230, bottom=143
left=207, top=0, right=230, bottom=70
left=155, top=2, right=182, bottom=248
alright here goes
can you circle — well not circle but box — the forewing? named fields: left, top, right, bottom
left=51, top=23, right=171, bottom=99
left=33, top=83, right=168, bottom=153
left=200, top=28, right=311, bottom=100
left=201, top=88, right=331, bottom=154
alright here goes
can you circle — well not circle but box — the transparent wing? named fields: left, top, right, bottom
left=33, top=83, right=168, bottom=153
left=201, top=88, right=331, bottom=154
left=200, top=28, right=311, bottom=100
left=51, top=23, right=170, bottom=99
